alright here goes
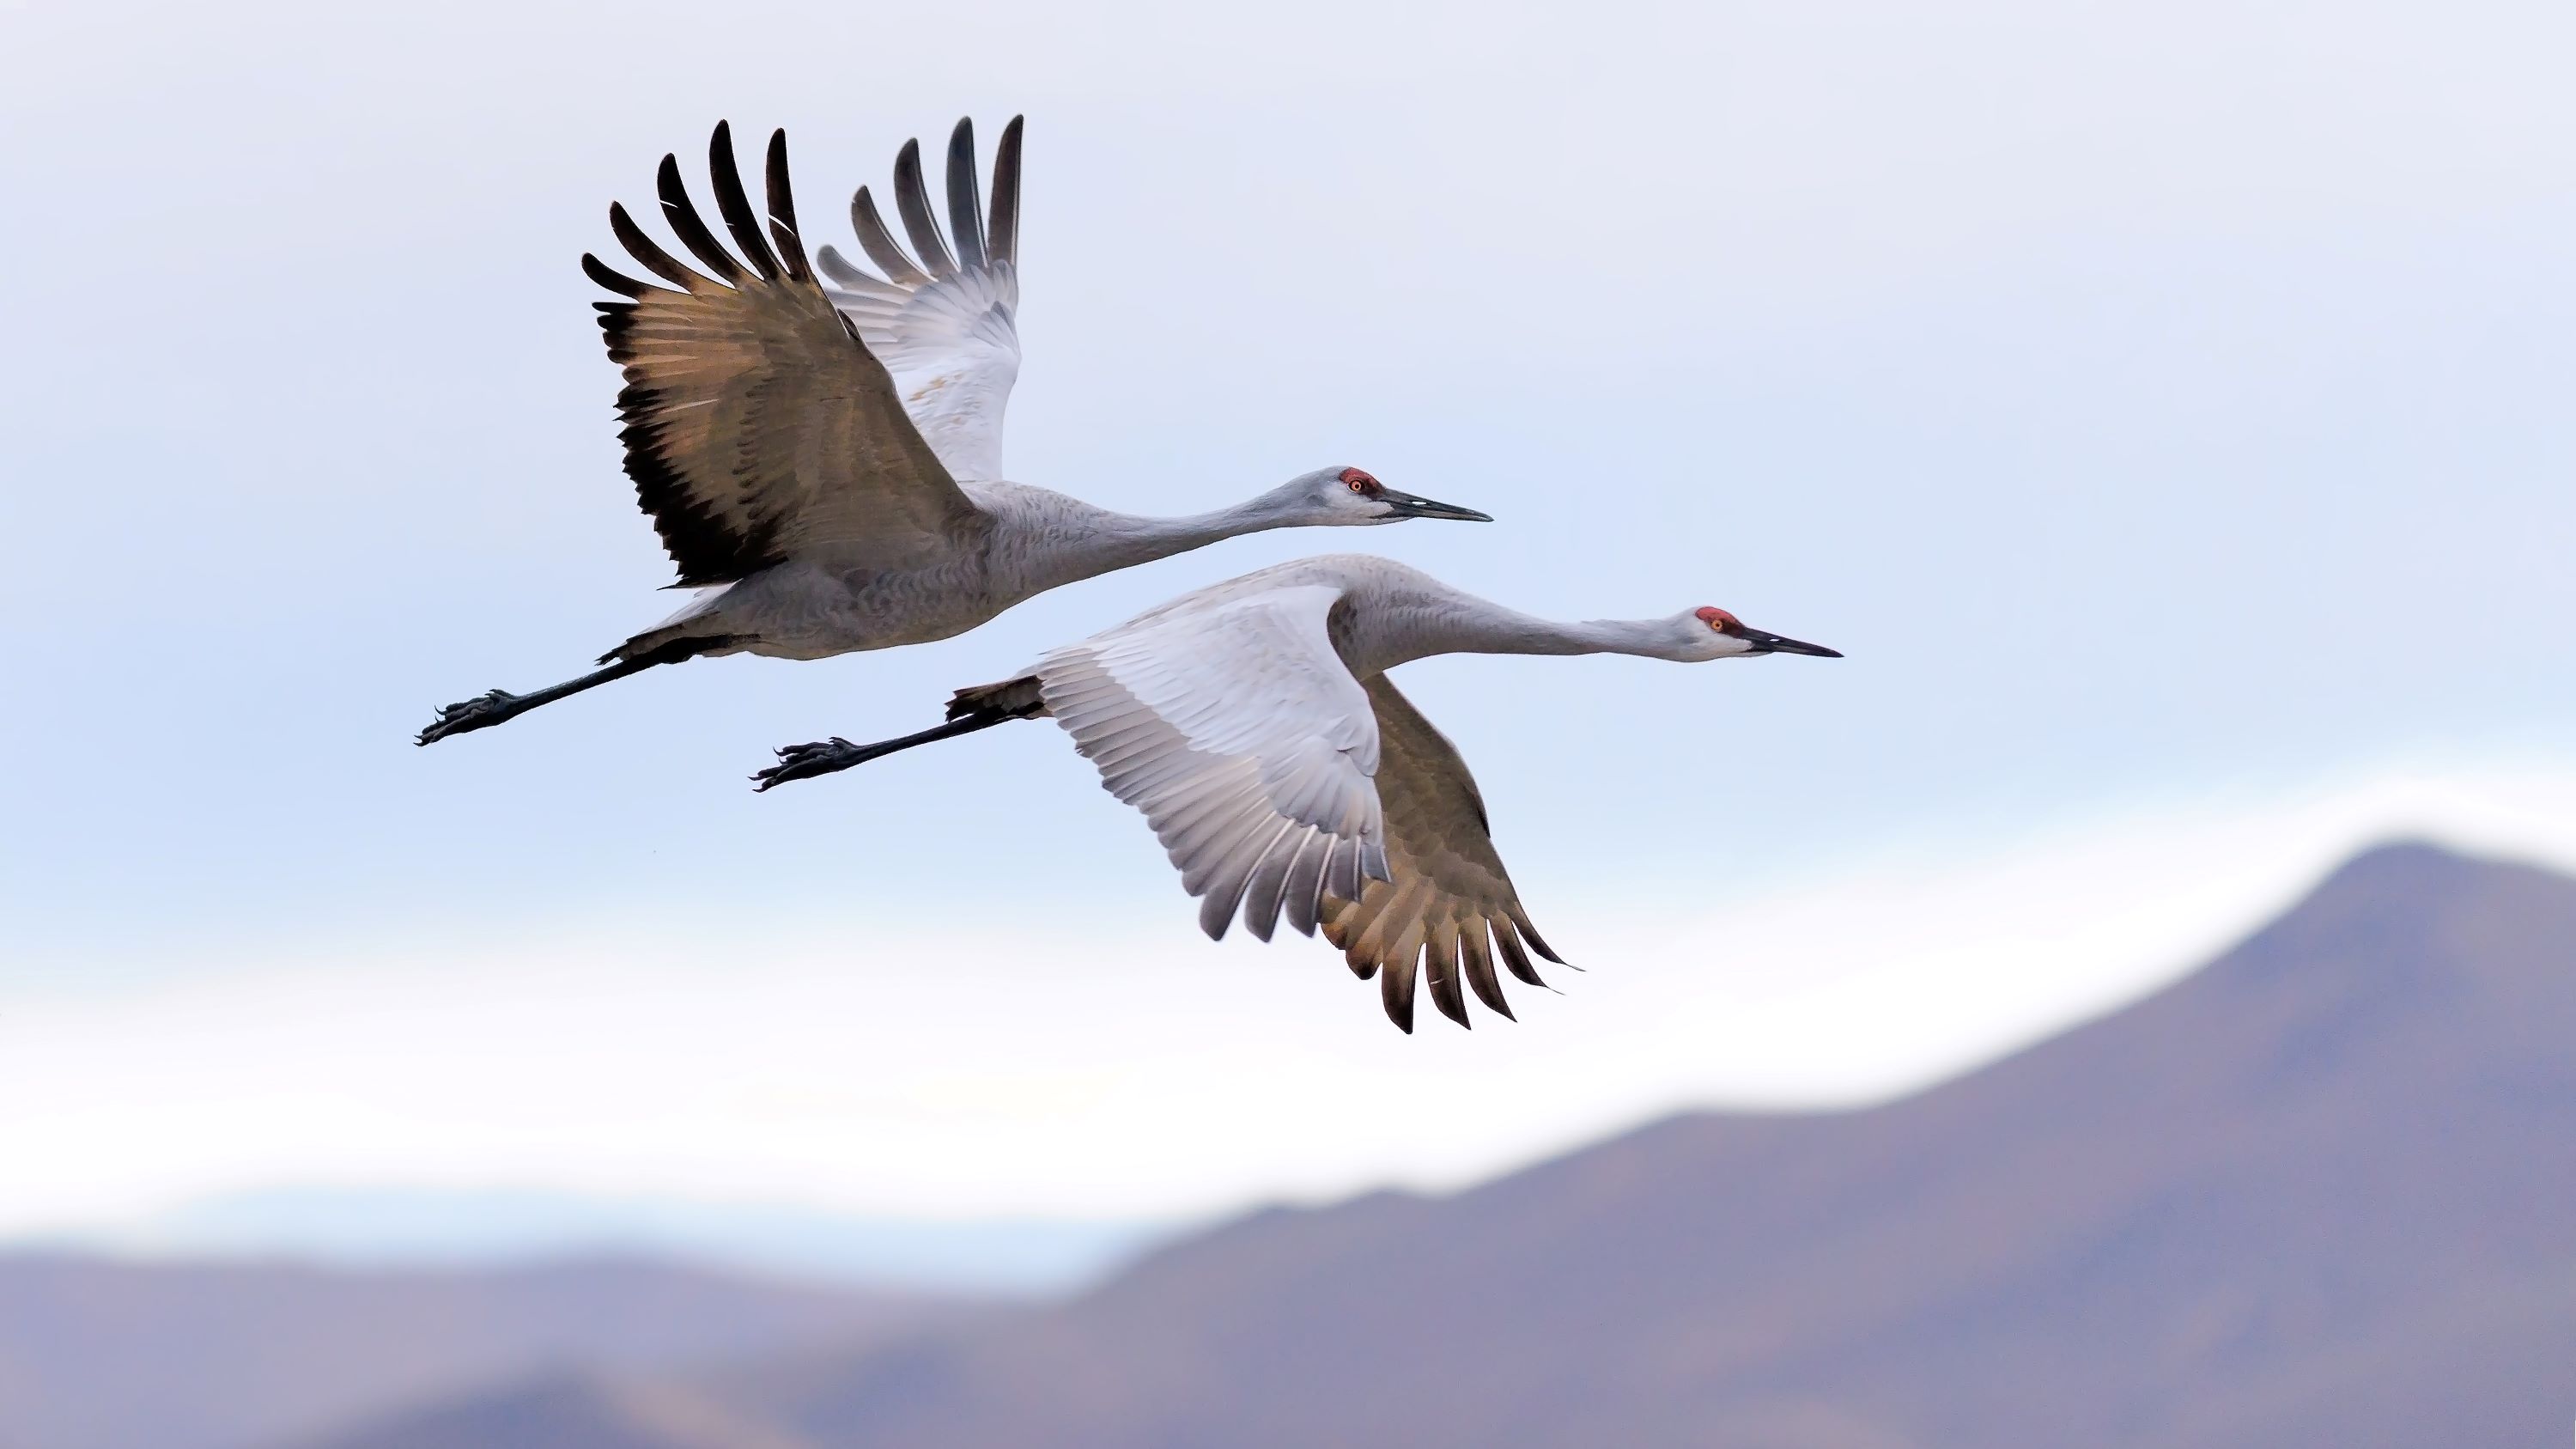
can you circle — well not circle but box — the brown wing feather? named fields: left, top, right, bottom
left=1320, top=674, right=1558, bottom=1032
left=591, top=124, right=981, bottom=587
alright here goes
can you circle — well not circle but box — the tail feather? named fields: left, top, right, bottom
left=599, top=630, right=746, bottom=667
left=947, top=675, right=1047, bottom=721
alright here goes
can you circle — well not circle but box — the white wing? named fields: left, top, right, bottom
left=818, top=117, right=1024, bottom=483
left=1034, top=583, right=1393, bottom=941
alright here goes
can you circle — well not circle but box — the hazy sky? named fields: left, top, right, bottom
left=3, top=0, right=2570, bottom=1236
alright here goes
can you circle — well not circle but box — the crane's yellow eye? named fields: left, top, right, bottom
left=1349, top=479, right=1370, bottom=494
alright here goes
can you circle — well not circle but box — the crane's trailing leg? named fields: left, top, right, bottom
left=752, top=709, right=1016, bottom=792
left=415, top=637, right=738, bottom=746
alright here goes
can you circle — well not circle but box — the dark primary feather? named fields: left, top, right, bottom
left=705, top=121, right=785, bottom=282
left=581, top=251, right=653, bottom=299
left=762, top=129, right=813, bottom=283
left=1493, top=927, right=1547, bottom=989
left=822, top=117, right=1021, bottom=288
left=612, top=199, right=710, bottom=291
left=1508, top=907, right=1564, bottom=966
left=987, top=116, right=1024, bottom=267
left=814, top=245, right=867, bottom=289
left=945, top=118, right=986, bottom=271
left=1424, top=931, right=1471, bottom=1029
left=846, top=187, right=931, bottom=284
left=890, top=138, right=958, bottom=278
left=653, top=155, right=742, bottom=284
left=1460, top=932, right=1513, bottom=1020
left=1380, top=939, right=1420, bottom=1034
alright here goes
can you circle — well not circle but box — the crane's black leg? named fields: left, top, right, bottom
left=415, top=637, right=738, bottom=746
left=752, top=709, right=1015, bottom=792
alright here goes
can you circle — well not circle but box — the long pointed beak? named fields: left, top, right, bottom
left=1741, top=627, right=1842, bottom=658
left=1378, top=489, right=1493, bottom=522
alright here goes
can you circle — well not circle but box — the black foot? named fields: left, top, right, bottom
left=416, top=690, right=524, bottom=746
left=752, top=738, right=875, bottom=792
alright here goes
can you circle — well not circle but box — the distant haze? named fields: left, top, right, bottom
left=7, top=843, right=2567, bottom=1449
left=55, top=1187, right=1161, bottom=1295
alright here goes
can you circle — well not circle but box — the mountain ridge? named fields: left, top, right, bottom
left=487, top=840, right=2570, bottom=1449
left=10, top=842, right=2567, bottom=1449
left=0, top=1253, right=980, bottom=1449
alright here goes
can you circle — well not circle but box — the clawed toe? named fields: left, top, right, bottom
left=751, top=739, right=860, bottom=792
left=416, top=690, right=519, bottom=746
left=777, top=737, right=852, bottom=761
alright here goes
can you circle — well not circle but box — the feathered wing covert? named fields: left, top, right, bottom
left=582, top=123, right=981, bottom=587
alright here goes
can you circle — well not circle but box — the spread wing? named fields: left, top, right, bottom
left=1034, top=583, right=1393, bottom=945
left=817, top=117, right=1024, bottom=482
left=583, top=123, right=984, bottom=587
left=1319, top=674, right=1564, bottom=1033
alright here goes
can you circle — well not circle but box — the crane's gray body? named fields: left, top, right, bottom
left=614, top=483, right=1358, bottom=663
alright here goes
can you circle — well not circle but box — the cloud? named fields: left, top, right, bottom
left=8, top=760, right=2572, bottom=1235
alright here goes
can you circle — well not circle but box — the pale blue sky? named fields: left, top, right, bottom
left=1, top=0, right=2570, bottom=1238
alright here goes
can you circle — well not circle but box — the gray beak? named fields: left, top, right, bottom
left=1741, top=627, right=1842, bottom=658
left=1378, top=489, right=1493, bottom=522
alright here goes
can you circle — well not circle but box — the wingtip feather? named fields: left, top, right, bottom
left=944, top=116, right=987, bottom=271
left=988, top=115, right=1024, bottom=266
left=848, top=186, right=930, bottom=286
left=1461, top=929, right=1514, bottom=1021
left=608, top=201, right=708, bottom=291
left=581, top=251, right=656, bottom=297
left=891, top=135, right=959, bottom=278
left=651, top=156, right=743, bottom=285
left=762, top=127, right=812, bottom=283
left=1380, top=953, right=1418, bottom=1033
left=705, top=120, right=786, bottom=282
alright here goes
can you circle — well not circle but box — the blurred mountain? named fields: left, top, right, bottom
left=0, top=1255, right=980, bottom=1449
left=263, top=1373, right=810, bottom=1449
left=292, top=841, right=2576, bottom=1448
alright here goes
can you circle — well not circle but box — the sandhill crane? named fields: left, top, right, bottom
left=750, top=554, right=1840, bottom=1031
left=416, top=119, right=1489, bottom=746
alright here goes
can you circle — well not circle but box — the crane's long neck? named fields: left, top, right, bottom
left=1454, top=615, right=1683, bottom=661
left=992, top=492, right=1294, bottom=601
left=1511, top=616, right=1680, bottom=656
left=1345, top=593, right=1687, bottom=675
